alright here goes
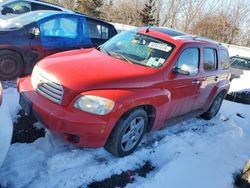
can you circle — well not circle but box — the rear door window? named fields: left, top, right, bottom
left=203, top=48, right=218, bottom=71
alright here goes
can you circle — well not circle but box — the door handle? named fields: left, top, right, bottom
left=192, top=80, right=200, bottom=85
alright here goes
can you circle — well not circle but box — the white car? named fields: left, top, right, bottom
left=0, top=82, right=13, bottom=167
left=0, top=0, right=73, bottom=19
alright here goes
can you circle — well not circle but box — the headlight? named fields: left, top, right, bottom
left=74, top=95, right=115, bottom=115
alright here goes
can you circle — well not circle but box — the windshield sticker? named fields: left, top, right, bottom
left=147, top=57, right=156, bottom=66
left=147, top=57, right=165, bottom=67
left=158, top=58, right=165, bottom=65
left=148, top=42, right=172, bottom=52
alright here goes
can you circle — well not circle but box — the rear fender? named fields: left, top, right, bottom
left=204, top=79, right=230, bottom=111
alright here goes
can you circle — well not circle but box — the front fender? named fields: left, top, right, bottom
left=75, top=88, right=171, bottom=142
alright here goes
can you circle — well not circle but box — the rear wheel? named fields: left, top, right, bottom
left=105, top=109, right=148, bottom=157
left=0, top=50, right=23, bottom=80
left=201, top=92, right=225, bottom=120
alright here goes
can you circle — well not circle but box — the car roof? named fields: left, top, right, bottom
left=230, top=56, right=250, bottom=60
left=1, top=0, right=73, bottom=12
left=139, top=26, right=225, bottom=49
left=4, top=10, right=114, bottom=29
left=9, top=10, right=60, bottom=21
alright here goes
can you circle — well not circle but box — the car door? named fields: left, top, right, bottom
left=37, top=14, right=84, bottom=57
left=164, top=47, right=203, bottom=119
left=86, top=19, right=111, bottom=47
left=194, top=47, right=220, bottom=109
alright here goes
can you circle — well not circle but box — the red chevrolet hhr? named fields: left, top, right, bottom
left=18, top=27, right=230, bottom=157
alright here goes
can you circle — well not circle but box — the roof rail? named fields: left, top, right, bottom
left=193, top=36, right=222, bottom=45
left=173, top=35, right=222, bottom=45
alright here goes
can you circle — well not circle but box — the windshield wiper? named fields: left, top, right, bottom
left=97, top=46, right=111, bottom=56
left=110, top=52, right=133, bottom=64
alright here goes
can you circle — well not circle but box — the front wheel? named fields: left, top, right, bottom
left=105, top=109, right=148, bottom=157
left=0, top=50, right=23, bottom=80
left=201, top=92, right=225, bottom=120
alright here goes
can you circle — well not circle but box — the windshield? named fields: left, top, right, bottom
left=0, top=0, right=8, bottom=4
left=0, top=11, right=57, bottom=29
left=2, top=1, right=32, bottom=15
left=231, top=57, right=250, bottom=70
left=100, top=30, right=175, bottom=68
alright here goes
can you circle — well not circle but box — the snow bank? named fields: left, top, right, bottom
left=0, top=102, right=13, bottom=167
left=229, top=70, right=250, bottom=93
left=3, top=87, right=20, bottom=121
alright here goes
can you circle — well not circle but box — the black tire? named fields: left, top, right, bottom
left=201, top=92, right=225, bottom=120
left=105, top=109, right=148, bottom=157
left=0, top=50, right=23, bottom=80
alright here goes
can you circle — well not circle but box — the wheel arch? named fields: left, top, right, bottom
left=114, top=104, right=157, bottom=133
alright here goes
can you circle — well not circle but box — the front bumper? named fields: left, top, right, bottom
left=18, top=76, right=114, bottom=148
left=0, top=103, right=13, bottom=167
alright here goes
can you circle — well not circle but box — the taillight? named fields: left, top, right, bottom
left=0, top=83, right=3, bottom=106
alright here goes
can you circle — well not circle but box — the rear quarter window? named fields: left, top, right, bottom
left=219, top=49, right=229, bottom=69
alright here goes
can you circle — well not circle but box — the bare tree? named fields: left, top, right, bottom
left=76, top=0, right=104, bottom=19
left=180, top=0, right=206, bottom=32
left=138, top=0, right=158, bottom=26
left=190, top=13, right=240, bottom=43
left=43, top=0, right=76, bottom=10
left=102, top=0, right=143, bottom=25
left=160, top=0, right=185, bottom=28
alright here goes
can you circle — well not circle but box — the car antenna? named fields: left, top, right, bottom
left=145, top=25, right=152, bottom=33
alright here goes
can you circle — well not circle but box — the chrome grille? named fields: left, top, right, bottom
left=32, top=67, right=63, bottom=104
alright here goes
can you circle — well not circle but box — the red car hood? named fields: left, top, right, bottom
left=37, top=48, right=162, bottom=93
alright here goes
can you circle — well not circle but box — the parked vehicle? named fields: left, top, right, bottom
left=0, top=0, right=72, bottom=19
left=0, top=11, right=118, bottom=80
left=225, top=56, right=250, bottom=104
left=230, top=56, right=250, bottom=80
left=18, top=27, right=230, bottom=157
left=0, top=82, right=13, bottom=166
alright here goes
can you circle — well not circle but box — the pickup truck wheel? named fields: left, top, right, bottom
left=105, top=109, right=148, bottom=157
left=0, top=50, right=23, bottom=80
left=201, top=92, right=224, bottom=120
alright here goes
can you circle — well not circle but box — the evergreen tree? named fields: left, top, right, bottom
left=76, top=0, right=103, bottom=19
left=138, top=0, right=157, bottom=26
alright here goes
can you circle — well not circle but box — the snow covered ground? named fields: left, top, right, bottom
left=0, top=74, right=250, bottom=188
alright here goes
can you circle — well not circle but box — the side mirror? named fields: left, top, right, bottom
left=1, top=7, right=14, bottom=15
left=173, top=67, right=190, bottom=75
left=27, top=27, right=40, bottom=39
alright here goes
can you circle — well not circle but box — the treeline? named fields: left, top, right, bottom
left=45, top=0, right=250, bottom=47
